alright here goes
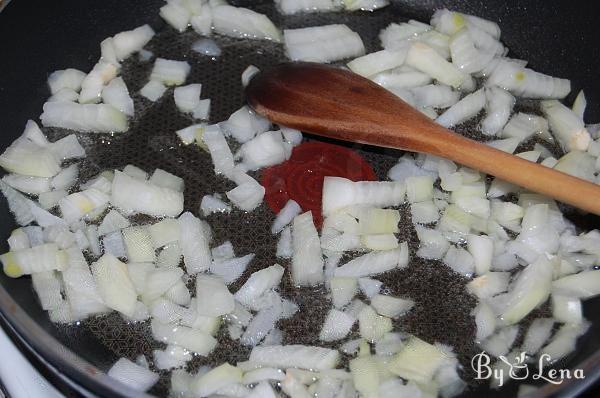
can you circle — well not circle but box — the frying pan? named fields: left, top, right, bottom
left=0, top=0, right=599, bottom=397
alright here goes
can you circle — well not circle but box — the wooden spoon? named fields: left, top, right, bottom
left=246, top=62, right=600, bottom=215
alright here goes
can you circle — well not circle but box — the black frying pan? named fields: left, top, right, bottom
left=0, top=1, right=599, bottom=397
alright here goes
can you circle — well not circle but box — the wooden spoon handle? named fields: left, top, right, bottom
left=422, top=130, right=600, bottom=214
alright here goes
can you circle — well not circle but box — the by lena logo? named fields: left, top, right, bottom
left=471, top=351, right=585, bottom=387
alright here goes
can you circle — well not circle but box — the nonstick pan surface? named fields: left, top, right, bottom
left=0, top=1, right=599, bottom=397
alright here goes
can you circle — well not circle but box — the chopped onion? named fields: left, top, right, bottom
left=347, top=48, right=408, bottom=78
left=178, top=211, right=211, bottom=274
left=500, top=256, right=554, bottom=324
left=239, top=131, right=288, bottom=170
left=371, top=294, right=414, bottom=318
left=212, top=5, right=281, bottom=42
left=322, top=177, right=405, bottom=215
left=47, top=68, right=86, bottom=94
left=140, top=80, right=167, bottom=101
left=481, top=86, right=515, bottom=135
left=249, top=345, right=340, bottom=371
left=152, top=319, right=218, bottom=355
left=472, top=301, right=497, bottom=341
left=388, top=336, right=450, bottom=384
left=107, top=358, right=159, bottom=392
left=466, top=272, right=510, bottom=299
left=284, top=24, right=365, bottom=63
left=539, top=322, right=589, bottom=362
left=520, top=317, right=554, bottom=356
left=90, top=254, right=137, bottom=316
left=542, top=99, right=591, bottom=152
left=479, top=325, right=518, bottom=357
left=102, top=77, right=134, bottom=116
left=335, top=244, right=409, bottom=278
left=174, top=84, right=202, bottom=114
left=292, top=211, right=324, bottom=286
left=40, top=101, right=127, bottom=133
left=190, top=8, right=213, bottom=36
left=406, top=42, right=466, bottom=88
left=443, top=246, right=475, bottom=276
left=160, top=1, right=191, bottom=32
left=111, top=170, right=183, bottom=217
left=112, top=24, right=155, bottom=61
left=358, top=277, right=382, bottom=298
left=437, top=88, right=485, bottom=128
left=552, top=270, right=600, bottom=299
left=150, top=58, right=191, bottom=86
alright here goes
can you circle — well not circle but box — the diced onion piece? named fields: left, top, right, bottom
left=415, top=225, right=449, bottom=260
left=361, top=234, right=399, bottom=251
left=552, top=294, right=583, bottom=325
left=437, top=88, right=485, bottom=128
left=466, top=272, right=510, bottom=299
left=500, top=256, right=554, bottom=324
left=191, top=363, right=243, bottom=397
left=1, top=243, right=64, bottom=278
left=48, top=68, right=86, bottom=94
left=572, top=90, right=586, bottom=120
left=240, top=131, right=288, bottom=170
left=349, top=355, right=379, bottom=398
left=322, top=177, right=405, bottom=216
left=140, top=80, right=167, bottom=101
left=330, top=277, right=358, bottom=308
left=112, top=24, right=155, bottom=61
left=160, top=1, right=192, bottom=32
left=347, top=49, right=408, bottom=77
left=78, top=61, right=118, bottom=104
left=358, top=305, right=392, bottom=342
left=2, top=174, right=51, bottom=195
left=292, top=211, right=324, bottom=286
left=0, top=138, right=61, bottom=178
left=406, top=42, right=466, bottom=88
left=153, top=345, right=192, bottom=370
left=271, top=200, right=302, bottom=234
left=541, top=100, right=591, bottom=152
left=59, top=188, right=109, bottom=224
left=284, top=24, right=365, bottom=63
left=552, top=270, right=600, bottom=299
left=481, top=86, right=515, bottom=135
left=31, top=271, right=63, bottom=310
left=102, top=77, right=134, bottom=116
left=212, top=5, right=281, bottom=42
left=150, top=58, right=191, bottom=86
left=174, top=84, right=202, bottom=114
left=467, top=234, right=493, bottom=275
left=190, top=7, right=213, bottom=36
left=210, top=253, right=254, bottom=285
left=49, top=134, right=86, bottom=161
left=178, top=211, right=211, bottom=274
left=487, top=59, right=571, bottom=99
left=443, top=246, right=475, bottom=276
left=121, top=226, right=154, bottom=262
left=152, top=320, right=217, bottom=355
left=539, top=322, right=589, bottom=362
left=200, top=194, right=231, bottom=216
left=479, top=325, right=519, bottom=357
left=41, top=101, right=128, bottom=133
left=410, top=84, right=459, bottom=109
left=226, top=177, right=265, bottom=212
left=196, top=275, right=234, bottom=317
left=405, top=175, right=434, bottom=203
left=91, top=254, right=137, bottom=316
left=111, top=170, right=183, bottom=217
left=449, top=28, right=495, bottom=74
left=410, top=201, right=440, bottom=224
left=472, top=301, right=497, bottom=341
left=335, top=244, right=409, bottom=278
left=371, top=294, right=414, bottom=318
left=107, top=358, right=159, bottom=392
left=388, top=336, right=450, bottom=383
left=358, top=277, right=382, bottom=298
left=222, top=106, right=271, bottom=144
left=249, top=345, right=340, bottom=371
left=521, top=318, right=554, bottom=355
